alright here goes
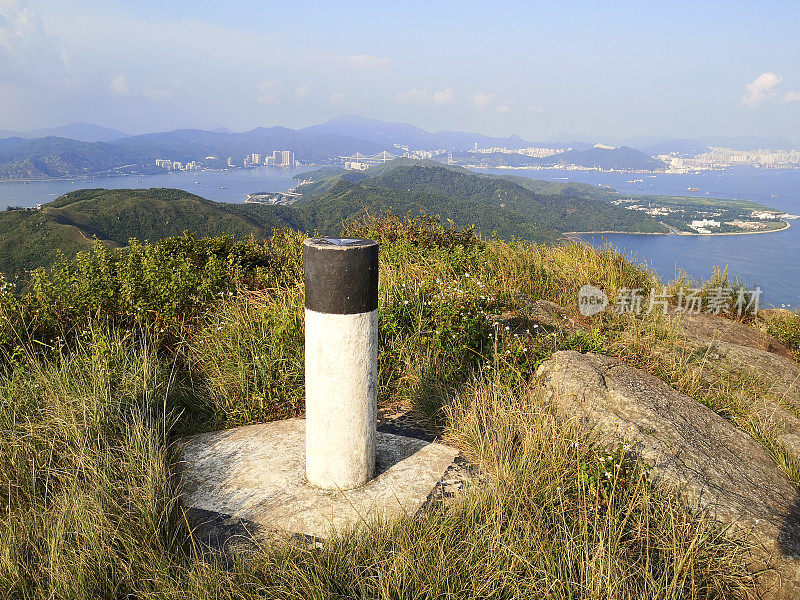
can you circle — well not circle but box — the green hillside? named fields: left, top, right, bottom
left=295, top=161, right=667, bottom=238
left=43, top=188, right=306, bottom=245
left=299, top=178, right=561, bottom=242
left=0, top=188, right=306, bottom=274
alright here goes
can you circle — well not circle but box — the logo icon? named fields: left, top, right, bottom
left=578, top=284, right=608, bottom=316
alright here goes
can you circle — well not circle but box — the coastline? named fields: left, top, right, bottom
left=0, top=167, right=307, bottom=184
left=564, top=221, right=791, bottom=237
left=0, top=173, right=151, bottom=184
left=562, top=230, right=670, bottom=236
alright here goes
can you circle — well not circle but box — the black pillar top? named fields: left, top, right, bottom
left=303, top=238, right=379, bottom=314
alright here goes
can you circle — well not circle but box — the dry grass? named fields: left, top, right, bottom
left=0, top=218, right=768, bottom=598
left=606, top=311, right=800, bottom=485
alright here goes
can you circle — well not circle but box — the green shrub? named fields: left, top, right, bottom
left=0, top=230, right=305, bottom=352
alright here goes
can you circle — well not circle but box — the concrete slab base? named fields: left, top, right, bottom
left=178, top=418, right=460, bottom=540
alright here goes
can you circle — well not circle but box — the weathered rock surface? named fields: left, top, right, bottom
left=702, top=340, right=800, bottom=408
left=674, top=311, right=795, bottom=361
left=536, top=351, right=800, bottom=598
left=681, top=321, right=800, bottom=460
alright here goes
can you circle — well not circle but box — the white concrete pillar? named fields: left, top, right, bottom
left=303, top=238, right=378, bottom=490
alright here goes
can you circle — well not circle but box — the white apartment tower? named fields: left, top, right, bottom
left=272, top=150, right=295, bottom=167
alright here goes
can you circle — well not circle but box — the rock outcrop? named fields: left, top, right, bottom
left=676, top=313, right=800, bottom=460
left=700, top=340, right=800, bottom=408
left=536, top=350, right=800, bottom=598
left=674, top=311, right=795, bottom=361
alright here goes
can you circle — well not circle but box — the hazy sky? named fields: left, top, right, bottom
left=2, top=0, right=799, bottom=141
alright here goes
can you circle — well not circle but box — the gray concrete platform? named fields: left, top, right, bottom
left=178, top=418, right=460, bottom=539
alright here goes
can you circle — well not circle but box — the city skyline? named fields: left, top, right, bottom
left=2, top=1, right=799, bottom=141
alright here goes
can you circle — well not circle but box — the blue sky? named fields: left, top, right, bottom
left=2, top=0, right=799, bottom=141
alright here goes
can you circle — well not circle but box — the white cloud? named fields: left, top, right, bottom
left=528, top=105, right=544, bottom=114
left=495, top=104, right=511, bottom=114
left=0, top=0, right=66, bottom=85
left=258, top=80, right=281, bottom=103
left=471, top=92, right=496, bottom=110
left=741, top=72, right=782, bottom=108
left=347, top=54, right=389, bottom=69
left=295, top=84, right=309, bottom=99
left=111, top=74, right=171, bottom=100
left=432, top=88, right=454, bottom=104
left=782, top=91, right=800, bottom=103
left=397, top=87, right=455, bottom=106
left=330, top=92, right=345, bottom=104
left=110, top=75, right=132, bottom=96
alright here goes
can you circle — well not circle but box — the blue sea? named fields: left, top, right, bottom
left=484, top=167, right=800, bottom=308
left=0, top=165, right=798, bottom=307
left=0, top=168, right=305, bottom=207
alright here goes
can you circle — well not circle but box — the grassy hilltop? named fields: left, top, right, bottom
left=0, top=210, right=798, bottom=597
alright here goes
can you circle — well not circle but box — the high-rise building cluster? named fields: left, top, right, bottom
left=472, top=146, right=565, bottom=157
left=154, top=159, right=199, bottom=171
left=156, top=150, right=296, bottom=172
left=660, top=147, right=800, bottom=172
left=243, top=150, right=295, bottom=168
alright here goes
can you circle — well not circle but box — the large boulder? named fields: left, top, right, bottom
left=536, top=350, right=800, bottom=598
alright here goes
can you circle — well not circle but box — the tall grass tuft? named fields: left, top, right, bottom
left=188, top=288, right=305, bottom=427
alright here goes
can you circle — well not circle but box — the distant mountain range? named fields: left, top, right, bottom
left=0, top=127, right=390, bottom=180
left=453, top=146, right=663, bottom=170
left=558, top=134, right=796, bottom=155
left=299, top=114, right=538, bottom=151
left=0, top=115, right=795, bottom=180
left=0, top=123, right=129, bottom=143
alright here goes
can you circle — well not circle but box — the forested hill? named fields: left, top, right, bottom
left=293, top=160, right=667, bottom=240
left=0, top=188, right=305, bottom=274
left=0, top=161, right=666, bottom=275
